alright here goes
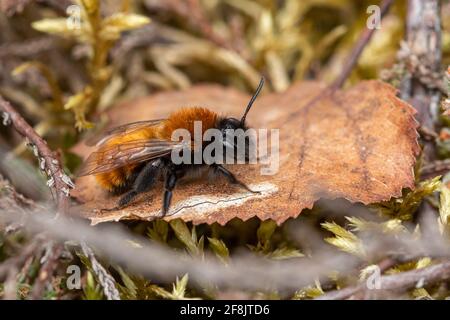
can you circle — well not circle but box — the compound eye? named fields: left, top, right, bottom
left=229, top=118, right=242, bottom=129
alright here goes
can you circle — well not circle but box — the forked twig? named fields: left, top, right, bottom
left=330, top=0, right=395, bottom=90
left=0, top=95, right=74, bottom=214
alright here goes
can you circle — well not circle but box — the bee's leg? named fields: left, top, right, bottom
left=161, top=171, right=177, bottom=216
left=211, top=164, right=260, bottom=194
left=117, top=160, right=162, bottom=208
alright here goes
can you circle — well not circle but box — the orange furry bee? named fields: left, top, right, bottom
left=79, top=77, right=264, bottom=216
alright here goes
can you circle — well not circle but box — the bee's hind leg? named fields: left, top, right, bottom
left=211, top=164, right=260, bottom=194
left=116, top=159, right=162, bottom=209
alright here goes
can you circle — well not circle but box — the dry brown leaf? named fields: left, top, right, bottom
left=72, top=81, right=419, bottom=225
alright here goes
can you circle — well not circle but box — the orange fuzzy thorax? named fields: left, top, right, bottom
left=160, top=107, right=218, bottom=140
left=95, top=107, right=219, bottom=192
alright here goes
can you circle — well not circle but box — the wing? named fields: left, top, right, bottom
left=87, top=119, right=165, bottom=147
left=78, top=139, right=185, bottom=176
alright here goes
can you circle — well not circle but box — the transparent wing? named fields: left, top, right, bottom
left=87, top=119, right=165, bottom=147
left=78, top=139, right=184, bottom=176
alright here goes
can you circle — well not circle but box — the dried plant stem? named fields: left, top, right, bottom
left=292, top=0, right=395, bottom=119
left=0, top=239, right=43, bottom=280
left=81, top=242, right=121, bottom=300
left=185, top=0, right=235, bottom=52
left=330, top=0, right=395, bottom=90
left=317, top=259, right=450, bottom=300
left=144, top=0, right=238, bottom=53
left=30, top=242, right=64, bottom=299
left=83, top=3, right=113, bottom=126
left=36, top=0, right=72, bottom=15
left=0, top=96, right=72, bottom=214
left=0, top=37, right=54, bottom=58
left=401, top=0, right=442, bottom=162
left=401, top=1, right=442, bottom=257
left=421, top=159, right=450, bottom=179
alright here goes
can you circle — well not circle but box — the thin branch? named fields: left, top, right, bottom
left=0, top=37, right=54, bottom=59
left=317, top=259, right=450, bottom=300
left=36, top=0, right=72, bottom=15
left=0, top=240, right=43, bottom=281
left=81, top=242, right=121, bottom=300
left=0, top=98, right=73, bottom=298
left=0, top=0, right=32, bottom=16
left=0, top=0, right=71, bottom=16
left=0, top=95, right=73, bottom=214
left=330, top=0, right=395, bottom=90
left=30, top=242, right=64, bottom=299
left=143, top=0, right=240, bottom=54
left=400, top=0, right=442, bottom=162
left=421, top=159, right=450, bottom=179
left=0, top=174, right=114, bottom=300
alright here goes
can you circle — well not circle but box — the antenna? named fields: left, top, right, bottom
left=240, top=77, right=265, bottom=125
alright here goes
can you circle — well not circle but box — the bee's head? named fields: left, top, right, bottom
left=216, top=77, right=264, bottom=161
left=217, top=76, right=264, bottom=133
left=218, top=117, right=246, bottom=132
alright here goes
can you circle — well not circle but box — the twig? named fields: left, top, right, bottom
left=293, top=0, right=396, bottom=119
left=421, top=159, right=450, bottom=179
left=0, top=173, right=37, bottom=211
left=0, top=173, right=38, bottom=233
left=400, top=0, right=442, bottom=162
left=0, top=98, right=73, bottom=298
left=401, top=0, right=442, bottom=249
left=0, top=174, right=62, bottom=299
left=81, top=242, right=121, bottom=300
left=112, top=25, right=160, bottom=61
left=330, top=0, right=395, bottom=90
left=30, top=241, right=64, bottom=300
left=0, top=0, right=71, bottom=16
left=144, top=0, right=239, bottom=53
left=320, top=257, right=399, bottom=300
left=36, top=0, right=72, bottom=15
left=186, top=0, right=233, bottom=51
left=0, top=37, right=54, bottom=59
left=0, top=240, right=43, bottom=280
left=0, top=95, right=74, bottom=214
left=418, top=125, right=439, bottom=141
left=317, top=259, right=450, bottom=300
left=0, top=0, right=32, bottom=16
left=3, top=267, right=20, bottom=299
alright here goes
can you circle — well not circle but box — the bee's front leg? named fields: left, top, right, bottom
left=211, top=164, right=260, bottom=194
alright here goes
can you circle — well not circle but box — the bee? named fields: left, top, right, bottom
left=79, top=77, right=265, bottom=216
